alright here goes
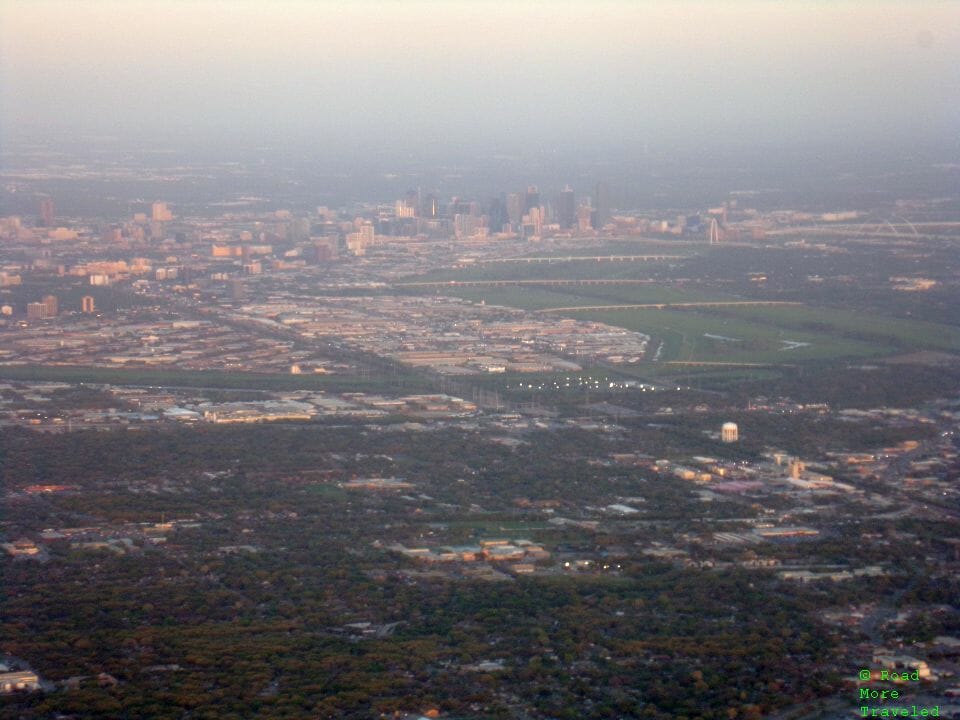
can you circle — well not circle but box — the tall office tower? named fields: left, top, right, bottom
left=532, top=207, right=544, bottom=236
left=151, top=201, right=173, bottom=222
left=81, top=295, right=96, bottom=313
left=454, top=213, right=481, bottom=239
left=486, top=197, right=507, bottom=233
left=42, top=295, right=58, bottom=318
left=421, top=194, right=439, bottom=219
left=404, top=189, right=419, bottom=217
left=522, top=207, right=544, bottom=238
left=577, top=205, right=594, bottom=233
left=359, top=222, right=375, bottom=245
left=524, top=186, right=540, bottom=213
left=347, top=222, right=375, bottom=254
left=447, top=198, right=472, bottom=217
left=506, top=193, right=522, bottom=228
left=557, top=185, right=575, bottom=229
left=26, top=302, right=46, bottom=321
left=38, top=198, right=55, bottom=227
left=593, top=182, right=611, bottom=228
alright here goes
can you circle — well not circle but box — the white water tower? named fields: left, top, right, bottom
left=721, top=422, right=739, bottom=443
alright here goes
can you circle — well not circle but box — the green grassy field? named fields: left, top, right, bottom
left=417, top=278, right=960, bottom=367
left=582, top=307, right=888, bottom=363
left=433, top=283, right=897, bottom=364
left=438, top=283, right=715, bottom=309
left=696, top=304, right=960, bottom=353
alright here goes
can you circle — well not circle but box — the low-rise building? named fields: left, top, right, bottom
left=0, top=671, right=40, bottom=694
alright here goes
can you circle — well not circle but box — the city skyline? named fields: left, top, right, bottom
left=3, top=3, right=960, bottom=719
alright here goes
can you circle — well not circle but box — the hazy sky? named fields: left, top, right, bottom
left=2, top=0, right=959, bottom=156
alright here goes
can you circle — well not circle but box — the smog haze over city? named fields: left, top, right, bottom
left=1, top=2, right=959, bottom=719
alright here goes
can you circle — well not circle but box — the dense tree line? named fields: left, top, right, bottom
left=2, top=419, right=947, bottom=718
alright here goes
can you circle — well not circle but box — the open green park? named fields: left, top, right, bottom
left=434, top=282, right=710, bottom=310
left=696, top=303, right=960, bottom=354
left=422, top=281, right=960, bottom=368
left=582, top=307, right=885, bottom=364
